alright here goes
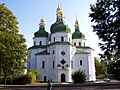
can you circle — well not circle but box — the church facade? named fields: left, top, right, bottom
left=27, top=6, right=96, bottom=82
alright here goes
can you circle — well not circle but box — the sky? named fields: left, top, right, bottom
left=0, top=0, right=102, bottom=57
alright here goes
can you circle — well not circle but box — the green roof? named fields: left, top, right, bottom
left=34, top=28, right=49, bottom=38
left=72, top=28, right=85, bottom=39
left=75, top=50, right=90, bottom=54
left=49, top=42, right=71, bottom=46
left=35, top=50, right=49, bottom=55
left=50, top=21, right=71, bottom=34
left=76, top=46, right=94, bottom=50
left=28, top=45, right=47, bottom=50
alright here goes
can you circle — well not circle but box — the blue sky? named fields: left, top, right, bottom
left=0, top=0, right=102, bottom=57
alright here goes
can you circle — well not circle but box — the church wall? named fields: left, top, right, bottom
left=74, top=54, right=90, bottom=81
left=72, top=39, right=86, bottom=46
left=33, top=37, right=49, bottom=45
left=50, top=32, right=72, bottom=43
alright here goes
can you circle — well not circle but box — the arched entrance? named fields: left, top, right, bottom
left=61, top=73, right=66, bottom=82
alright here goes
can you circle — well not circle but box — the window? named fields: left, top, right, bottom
left=74, top=42, right=76, bottom=46
left=39, top=41, right=42, bottom=46
left=62, top=66, right=64, bottom=69
left=42, top=61, right=45, bottom=68
left=61, top=36, right=64, bottom=42
left=84, top=43, right=85, bottom=46
left=80, top=60, right=82, bottom=65
left=71, top=61, right=73, bottom=69
left=53, top=50, right=55, bottom=54
left=27, top=62, right=30, bottom=69
left=53, top=61, right=55, bottom=68
left=34, top=41, right=36, bottom=46
left=69, top=38, right=70, bottom=42
left=53, top=37, right=55, bottom=42
left=79, top=42, right=81, bottom=46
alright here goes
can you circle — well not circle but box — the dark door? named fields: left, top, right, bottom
left=61, top=73, right=66, bottom=82
left=44, top=76, right=47, bottom=82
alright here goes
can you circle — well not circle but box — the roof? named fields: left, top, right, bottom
left=76, top=46, right=94, bottom=50
left=72, top=28, right=85, bottom=39
left=35, top=50, right=50, bottom=55
left=28, top=45, right=47, bottom=50
left=49, top=42, right=71, bottom=46
left=50, top=21, right=71, bottom=34
left=75, top=50, right=90, bottom=54
left=34, top=28, right=49, bottom=38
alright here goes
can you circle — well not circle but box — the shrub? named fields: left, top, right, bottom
left=72, top=69, right=86, bottom=83
left=13, top=74, right=32, bottom=84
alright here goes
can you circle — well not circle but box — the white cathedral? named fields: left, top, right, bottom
left=27, top=6, right=96, bottom=82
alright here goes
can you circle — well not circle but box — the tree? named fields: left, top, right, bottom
left=0, top=4, right=28, bottom=84
left=110, top=60, right=120, bottom=81
left=89, top=0, right=120, bottom=56
left=95, top=57, right=105, bottom=76
left=72, top=69, right=86, bottom=83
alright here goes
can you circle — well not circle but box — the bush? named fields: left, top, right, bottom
left=72, top=69, right=86, bottom=83
left=13, top=74, right=32, bottom=84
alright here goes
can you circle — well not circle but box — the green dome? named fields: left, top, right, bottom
left=72, top=29, right=85, bottom=39
left=34, top=28, right=49, bottom=38
left=50, top=22, right=71, bottom=34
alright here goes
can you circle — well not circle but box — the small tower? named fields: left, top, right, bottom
left=33, top=18, right=49, bottom=46
left=72, top=19, right=86, bottom=46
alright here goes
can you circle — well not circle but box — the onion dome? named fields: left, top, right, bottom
left=50, top=6, right=71, bottom=34
left=72, top=19, right=85, bottom=39
left=34, top=18, right=49, bottom=38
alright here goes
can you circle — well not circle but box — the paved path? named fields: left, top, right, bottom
left=0, top=80, right=120, bottom=90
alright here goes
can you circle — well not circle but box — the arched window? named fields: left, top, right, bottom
left=74, top=42, right=76, bottom=46
left=79, top=42, right=81, bottom=46
left=53, top=61, right=55, bottom=68
left=53, top=37, right=55, bottom=42
left=71, top=61, right=73, bottom=69
left=80, top=60, right=82, bottom=65
left=53, top=50, right=55, bottom=54
left=34, top=41, right=36, bottom=46
left=42, top=61, right=45, bottom=68
left=84, top=43, right=85, bottom=46
left=39, top=41, right=42, bottom=46
left=27, top=62, right=30, bottom=69
left=61, top=36, right=64, bottom=42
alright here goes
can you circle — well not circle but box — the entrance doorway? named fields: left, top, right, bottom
left=44, top=76, right=47, bottom=82
left=61, top=73, right=66, bottom=82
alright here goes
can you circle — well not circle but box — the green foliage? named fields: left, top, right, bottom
left=110, top=60, right=120, bottom=81
left=27, top=70, right=40, bottom=83
left=72, top=69, right=86, bottom=83
left=13, top=74, right=32, bottom=84
left=0, top=4, right=28, bottom=84
left=95, top=57, right=105, bottom=76
left=89, top=0, right=120, bottom=56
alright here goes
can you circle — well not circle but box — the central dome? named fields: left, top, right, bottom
left=50, top=21, right=71, bottom=34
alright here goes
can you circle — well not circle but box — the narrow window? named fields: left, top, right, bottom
left=62, top=66, right=64, bottom=69
left=79, top=42, right=81, bottom=46
left=69, top=38, right=70, bottom=42
left=61, top=36, right=64, bottom=42
left=53, top=50, right=55, bottom=54
left=39, top=41, right=42, bottom=46
left=53, top=61, right=55, bottom=68
left=74, top=42, right=76, bottom=46
left=42, top=61, right=45, bottom=68
left=34, top=41, right=36, bottom=46
left=27, top=62, right=30, bottom=69
left=80, top=60, right=82, bottom=65
left=71, top=61, right=73, bottom=69
left=53, top=37, right=55, bottom=42
left=84, top=43, right=85, bottom=46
